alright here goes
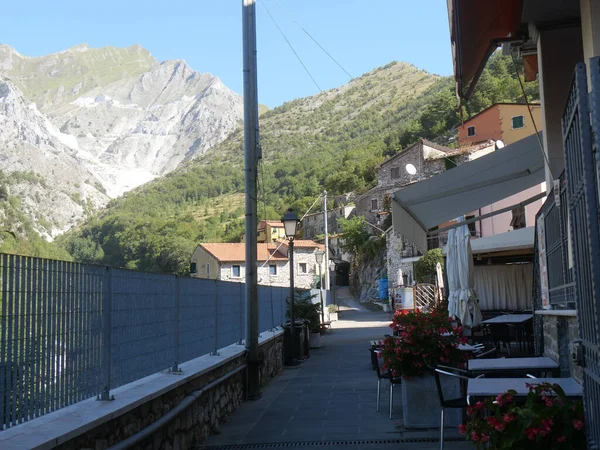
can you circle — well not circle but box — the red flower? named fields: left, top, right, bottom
left=543, top=396, right=554, bottom=407
left=457, top=424, right=467, bottom=435
left=573, top=419, right=585, bottom=430
left=556, top=436, right=566, bottom=443
left=480, top=433, right=490, bottom=443
left=471, top=431, right=480, bottom=442
left=503, top=414, right=515, bottom=423
left=525, top=427, right=539, bottom=440
left=494, top=423, right=505, bottom=432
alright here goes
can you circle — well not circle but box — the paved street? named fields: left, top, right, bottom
left=199, top=288, right=471, bottom=450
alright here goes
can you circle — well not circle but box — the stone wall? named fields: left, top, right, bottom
left=350, top=246, right=387, bottom=302
left=542, top=314, right=583, bottom=383
left=57, top=335, right=284, bottom=450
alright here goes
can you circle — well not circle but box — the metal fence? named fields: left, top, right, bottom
left=535, top=172, right=575, bottom=308
left=0, top=253, right=292, bottom=430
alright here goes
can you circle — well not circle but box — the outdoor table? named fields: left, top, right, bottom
left=482, top=314, right=533, bottom=325
left=390, top=335, right=475, bottom=351
left=468, top=357, right=559, bottom=377
left=467, top=377, right=582, bottom=404
left=482, top=314, right=533, bottom=353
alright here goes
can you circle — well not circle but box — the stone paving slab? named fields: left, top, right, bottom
left=198, top=298, right=472, bottom=450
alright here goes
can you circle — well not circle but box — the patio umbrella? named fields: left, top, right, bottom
left=446, top=228, right=461, bottom=319
left=454, top=218, right=482, bottom=328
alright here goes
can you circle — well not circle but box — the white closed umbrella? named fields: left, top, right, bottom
left=446, top=228, right=460, bottom=319
left=435, top=262, right=444, bottom=300
left=455, top=218, right=482, bottom=328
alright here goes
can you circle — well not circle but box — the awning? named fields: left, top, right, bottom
left=391, top=133, right=544, bottom=252
left=448, top=0, right=524, bottom=100
left=443, top=227, right=535, bottom=256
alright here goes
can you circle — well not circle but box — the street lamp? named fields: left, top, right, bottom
left=314, top=249, right=325, bottom=325
left=281, top=208, right=299, bottom=363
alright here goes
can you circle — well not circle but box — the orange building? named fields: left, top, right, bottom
left=457, top=103, right=546, bottom=238
left=458, top=103, right=543, bottom=146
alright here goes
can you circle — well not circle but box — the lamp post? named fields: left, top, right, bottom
left=314, top=249, right=325, bottom=326
left=281, top=208, right=299, bottom=363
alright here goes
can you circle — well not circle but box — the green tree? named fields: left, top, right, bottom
left=414, top=248, right=443, bottom=283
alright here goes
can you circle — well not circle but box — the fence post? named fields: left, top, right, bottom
left=270, top=286, right=276, bottom=332
left=98, top=267, right=113, bottom=401
left=170, top=276, right=182, bottom=374
left=210, top=280, right=220, bottom=356
left=238, top=282, right=244, bottom=345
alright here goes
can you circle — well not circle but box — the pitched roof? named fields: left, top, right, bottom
left=274, top=239, right=326, bottom=251
left=291, top=240, right=325, bottom=250
left=200, top=243, right=288, bottom=263
left=258, top=220, right=284, bottom=229
left=426, top=139, right=497, bottom=160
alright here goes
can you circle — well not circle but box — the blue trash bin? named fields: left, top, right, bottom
left=377, top=278, right=388, bottom=300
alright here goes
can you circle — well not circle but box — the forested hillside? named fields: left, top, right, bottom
left=58, top=53, right=538, bottom=274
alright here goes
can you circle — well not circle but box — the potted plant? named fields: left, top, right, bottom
left=327, top=304, right=339, bottom=322
left=382, top=306, right=468, bottom=428
left=460, top=382, right=586, bottom=449
left=287, top=290, right=322, bottom=349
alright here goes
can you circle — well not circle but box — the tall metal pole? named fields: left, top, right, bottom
left=323, top=191, right=330, bottom=289
left=242, top=0, right=260, bottom=399
left=289, top=239, right=296, bottom=363
left=318, top=264, right=324, bottom=325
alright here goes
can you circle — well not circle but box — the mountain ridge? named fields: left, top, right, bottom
left=0, top=44, right=245, bottom=239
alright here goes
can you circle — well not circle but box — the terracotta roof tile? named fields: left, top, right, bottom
left=258, top=220, right=284, bottom=230
left=200, top=243, right=288, bottom=262
left=276, top=240, right=325, bottom=250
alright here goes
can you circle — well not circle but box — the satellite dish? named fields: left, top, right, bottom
left=496, top=140, right=505, bottom=149
left=406, top=164, right=417, bottom=175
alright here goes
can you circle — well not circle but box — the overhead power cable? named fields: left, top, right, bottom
left=271, top=0, right=354, bottom=81
left=258, top=0, right=322, bottom=92
left=509, top=47, right=554, bottom=180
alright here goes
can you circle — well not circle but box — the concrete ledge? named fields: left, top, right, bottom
left=536, top=309, right=578, bottom=317
left=0, top=329, right=284, bottom=450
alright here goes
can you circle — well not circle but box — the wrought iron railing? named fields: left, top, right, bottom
left=534, top=172, right=575, bottom=308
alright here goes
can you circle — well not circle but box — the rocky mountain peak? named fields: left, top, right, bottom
left=0, top=44, right=244, bottom=237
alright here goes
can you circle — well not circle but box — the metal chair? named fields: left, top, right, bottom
left=473, top=347, right=498, bottom=359
left=372, top=349, right=402, bottom=419
left=432, top=365, right=484, bottom=450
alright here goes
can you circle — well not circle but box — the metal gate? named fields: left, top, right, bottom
left=563, top=61, right=600, bottom=449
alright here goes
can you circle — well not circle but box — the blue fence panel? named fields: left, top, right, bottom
left=0, top=256, right=104, bottom=430
left=109, top=269, right=176, bottom=389
left=178, top=277, right=214, bottom=363
left=0, top=253, right=307, bottom=430
left=217, top=281, right=243, bottom=349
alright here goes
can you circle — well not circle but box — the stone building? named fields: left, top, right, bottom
left=301, top=205, right=355, bottom=263
left=190, top=240, right=325, bottom=290
left=354, top=139, right=454, bottom=227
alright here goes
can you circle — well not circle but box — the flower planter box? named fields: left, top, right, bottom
left=401, top=372, right=462, bottom=429
left=310, top=332, right=321, bottom=348
left=328, top=311, right=338, bottom=321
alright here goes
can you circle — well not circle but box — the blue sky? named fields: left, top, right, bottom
left=2, top=1, right=453, bottom=108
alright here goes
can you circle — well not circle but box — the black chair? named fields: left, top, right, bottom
left=488, top=324, right=515, bottom=355
left=432, top=365, right=484, bottom=450
left=372, top=349, right=402, bottom=419
left=473, top=347, right=498, bottom=359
